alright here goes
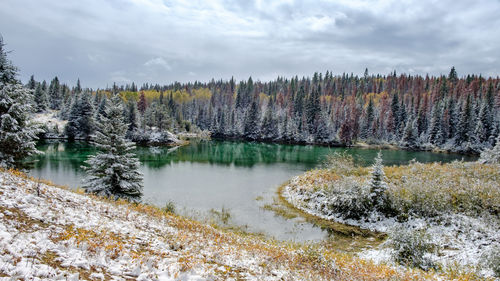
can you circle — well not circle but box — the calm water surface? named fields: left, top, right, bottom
left=29, top=140, right=475, bottom=242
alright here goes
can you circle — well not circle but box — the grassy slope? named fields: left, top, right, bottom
left=0, top=169, right=449, bottom=280
left=281, top=160, right=500, bottom=280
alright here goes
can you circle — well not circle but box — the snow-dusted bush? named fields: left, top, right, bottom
left=479, top=135, right=500, bottom=164
left=483, top=246, right=500, bottom=277
left=325, top=151, right=357, bottom=174
left=324, top=176, right=372, bottom=219
left=388, top=228, right=436, bottom=270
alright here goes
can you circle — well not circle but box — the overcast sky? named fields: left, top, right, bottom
left=1, top=0, right=499, bottom=88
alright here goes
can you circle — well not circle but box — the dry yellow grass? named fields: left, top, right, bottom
left=2, top=167, right=493, bottom=280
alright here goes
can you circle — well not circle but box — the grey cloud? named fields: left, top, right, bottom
left=0, top=0, right=499, bottom=88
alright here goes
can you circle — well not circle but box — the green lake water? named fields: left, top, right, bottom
left=29, top=140, right=475, bottom=242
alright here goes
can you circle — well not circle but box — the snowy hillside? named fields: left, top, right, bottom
left=1, top=169, right=469, bottom=280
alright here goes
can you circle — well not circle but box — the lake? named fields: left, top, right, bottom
left=29, top=140, right=475, bottom=243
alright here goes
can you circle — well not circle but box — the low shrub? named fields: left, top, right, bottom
left=162, top=201, right=176, bottom=214
left=483, top=245, right=500, bottom=278
left=324, top=177, right=372, bottom=220
left=388, top=228, right=436, bottom=271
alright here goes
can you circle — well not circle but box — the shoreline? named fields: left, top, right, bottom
left=0, top=169, right=451, bottom=280
left=278, top=162, right=499, bottom=279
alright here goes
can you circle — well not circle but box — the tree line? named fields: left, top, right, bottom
left=28, top=67, right=500, bottom=154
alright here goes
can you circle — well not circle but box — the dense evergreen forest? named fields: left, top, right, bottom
left=29, top=67, right=500, bottom=154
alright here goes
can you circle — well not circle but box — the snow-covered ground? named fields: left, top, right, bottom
left=33, top=110, right=67, bottom=131
left=0, top=170, right=317, bottom=280
left=282, top=175, right=500, bottom=279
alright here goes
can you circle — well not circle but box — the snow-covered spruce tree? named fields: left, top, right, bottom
left=82, top=95, right=143, bottom=201
left=0, top=84, right=41, bottom=168
left=479, top=134, right=500, bottom=164
left=401, top=116, right=418, bottom=149
left=65, top=91, right=95, bottom=140
left=33, top=83, right=48, bottom=112
left=0, top=37, right=40, bottom=168
left=368, top=151, right=390, bottom=212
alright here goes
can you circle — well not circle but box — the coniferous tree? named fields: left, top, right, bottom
left=48, top=76, right=61, bottom=110
left=137, top=91, right=147, bottom=114
left=77, top=91, right=95, bottom=139
left=456, top=95, right=472, bottom=145
left=126, top=99, right=139, bottom=136
left=391, top=94, right=400, bottom=137
left=27, top=75, right=36, bottom=90
left=0, top=39, right=40, bottom=168
left=306, top=85, right=321, bottom=135
left=0, top=37, right=17, bottom=84
left=428, top=103, right=443, bottom=145
left=448, top=66, right=458, bottom=84
left=368, top=152, right=388, bottom=210
left=401, top=116, right=418, bottom=149
left=0, top=84, right=41, bottom=168
left=33, top=83, right=48, bottom=112
left=65, top=92, right=94, bottom=140
left=361, top=98, right=374, bottom=139
left=244, top=100, right=259, bottom=140
left=82, top=95, right=143, bottom=201
left=260, top=102, right=278, bottom=141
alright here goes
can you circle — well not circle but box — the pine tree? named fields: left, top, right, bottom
left=27, top=75, right=36, bottom=90
left=0, top=38, right=40, bottom=168
left=96, top=95, right=107, bottom=122
left=306, top=85, right=321, bottom=135
left=244, top=100, right=259, bottom=140
left=260, top=102, right=278, bottom=140
left=77, top=91, right=95, bottom=139
left=48, top=76, right=61, bottom=110
left=428, top=103, right=443, bottom=145
left=33, top=83, right=48, bottom=112
left=137, top=91, right=147, bottom=114
left=315, top=113, right=330, bottom=143
left=65, top=92, right=94, bottom=140
left=361, top=98, right=374, bottom=139
left=456, top=95, right=472, bottom=146
left=448, top=66, right=458, bottom=84
left=368, top=151, right=388, bottom=209
left=401, top=116, right=418, bottom=149
left=391, top=94, right=400, bottom=136
left=0, top=37, right=18, bottom=84
left=82, top=95, right=143, bottom=201
left=65, top=94, right=80, bottom=140
left=0, top=84, right=41, bottom=168
left=126, top=99, right=139, bottom=136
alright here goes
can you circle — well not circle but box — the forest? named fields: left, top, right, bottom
left=29, top=67, right=500, bottom=154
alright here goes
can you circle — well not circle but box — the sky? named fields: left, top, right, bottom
left=1, top=0, right=499, bottom=88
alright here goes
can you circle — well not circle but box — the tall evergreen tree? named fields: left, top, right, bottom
left=27, top=75, right=36, bottom=90
left=48, top=76, right=61, bottom=110
left=0, top=37, right=17, bottom=84
left=65, top=92, right=94, bottom=140
left=0, top=39, right=40, bottom=168
left=306, top=85, right=321, bottom=135
left=361, top=98, right=374, bottom=139
left=82, top=95, right=143, bottom=201
left=137, top=91, right=147, bottom=114
left=126, top=99, right=139, bottom=136
left=260, top=102, right=278, bottom=140
left=244, top=100, right=259, bottom=140
left=456, top=95, right=472, bottom=145
left=33, top=83, right=48, bottom=112
left=428, top=103, right=443, bottom=145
